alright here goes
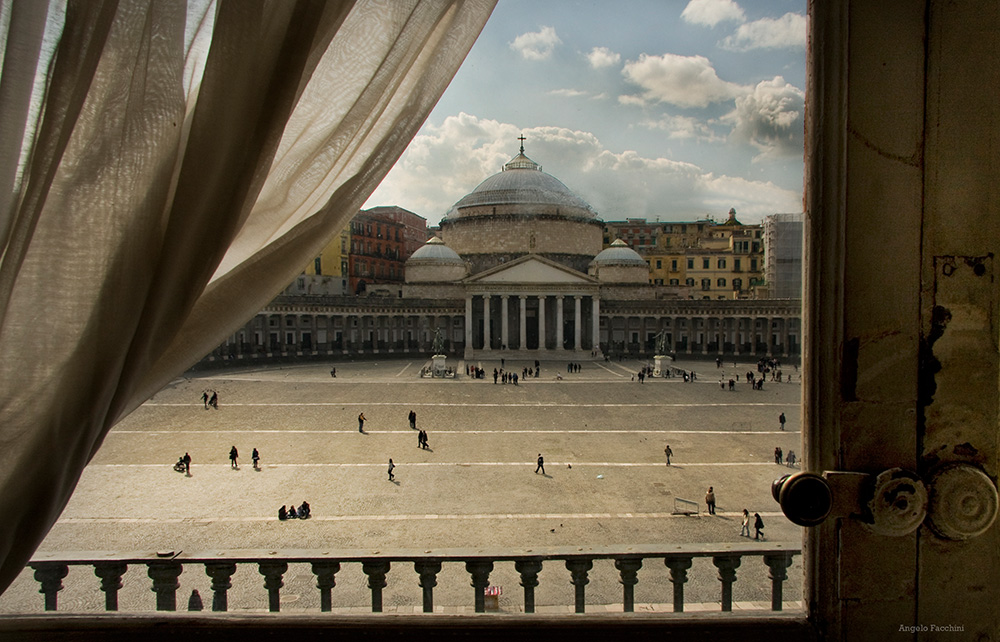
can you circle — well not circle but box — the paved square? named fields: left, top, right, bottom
left=0, top=356, right=804, bottom=613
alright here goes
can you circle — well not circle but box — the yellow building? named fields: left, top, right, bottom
left=609, top=209, right=764, bottom=299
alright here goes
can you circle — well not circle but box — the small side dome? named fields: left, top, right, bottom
left=407, top=237, right=464, bottom=263
left=589, top=239, right=648, bottom=284
left=405, top=237, right=467, bottom=283
left=591, top=239, right=647, bottom=266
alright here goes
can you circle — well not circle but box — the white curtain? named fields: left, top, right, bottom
left=0, top=0, right=494, bottom=594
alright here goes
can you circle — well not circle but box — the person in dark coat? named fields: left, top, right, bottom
left=754, top=513, right=765, bottom=540
left=535, top=454, right=545, bottom=474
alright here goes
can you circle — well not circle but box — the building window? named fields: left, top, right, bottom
left=687, top=258, right=694, bottom=269
left=717, top=278, right=726, bottom=287
left=685, top=278, right=695, bottom=286
left=733, top=278, right=743, bottom=290
left=702, top=258, right=710, bottom=269
left=656, top=260, right=662, bottom=269
left=669, top=278, right=679, bottom=286
left=314, top=257, right=322, bottom=275
left=717, top=258, right=726, bottom=269
left=671, top=259, right=678, bottom=271
left=701, top=278, right=711, bottom=290
left=751, top=258, right=758, bottom=271
left=734, top=258, right=741, bottom=271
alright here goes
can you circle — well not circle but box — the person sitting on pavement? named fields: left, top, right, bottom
left=278, top=505, right=288, bottom=521
left=287, top=504, right=297, bottom=519
left=298, top=501, right=310, bottom=519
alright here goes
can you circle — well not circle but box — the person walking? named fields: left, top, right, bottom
left=417, top=429, right=424, bottom=449
left=201, top=391, right=209, bottom=410
left=358, top=412, right=366, bottom=433
left=535, top=454, right=545, bottom=475
left=421, top=430, right=430, bottom=450
left=229, top=446, right=238, bottom=469
left=779, top=412, right=786, bottom=431
left=754, top=512, right=765, bottom=540
left=209, top=391, right=218, bottom=409
left=252, top=448, right=260, bottom=470
left=408, top=410, right=416, bottom=430
left=387, top=458, right=395, bottom=481
left=741, top=509, right=751, bottom=537
left=664, top=444, right=673, bottom=465
left=705, top=487, right=716, bottom=514
left=774, top=446, right=783, bottom=465
left=183, top=452, right=191, bottom=475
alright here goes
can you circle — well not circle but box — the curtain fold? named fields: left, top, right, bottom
left=0, top=0, right=495, bottom=594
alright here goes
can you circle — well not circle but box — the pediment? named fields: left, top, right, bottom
left=466, top=255, right=596, bottom=284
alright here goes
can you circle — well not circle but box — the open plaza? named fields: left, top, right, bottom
left=0, top=356, right=803, bottom=614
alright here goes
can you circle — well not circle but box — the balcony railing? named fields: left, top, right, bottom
left=25, top=543, right=799, bottom=615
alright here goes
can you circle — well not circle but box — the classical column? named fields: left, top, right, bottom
left=781, top=317, right=790, bottom=357
left=766, top=317, right=774, bottom=356
left=592, top=296, right=601, bottom=352
left=519, top=295, right=527, bottom=350
left=483, top=294, right=491, bottom=350
left=538, top=295, right=547, bottom=350
left=702, top=317, right=710, bottom=354
left=464, top=297, right=473, bottom=359
left=555, top=296, right=564, bottom=350
left=573, top=296, right=582, bottom=351
left=752, top=317, right=760, bottom=356
left=501, top=295, right=509, bottom=350
left=686, top=317, right=693, bottom=354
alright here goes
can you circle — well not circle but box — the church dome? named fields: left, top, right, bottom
left=404, top=237, right=467, bottom=283
left=444, top=150, right=597, bottom=220
left=591, top=239, right=647, bottom=266
left=406, top=237, right=463, bottom=263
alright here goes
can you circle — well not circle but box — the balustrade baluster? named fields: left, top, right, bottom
left=147, top=562, right=183, bottom=611
left=465, top=560, right=493, bottom=613
left=414, top=560, right=442, bottom=613
left=204, top=562, right=237, bottom=612
left=712, top=554, right=742, bottom=611
left=257, top=561, right=288, bottom=612
left=362, top=561, right=390, bottom=612
left=565, top=558, right=593, bottom=613
left=93, top=563, right=127, bottom=611
left=514, top=559, right=542, bottom=613
left=614, top=557, right=642, bottom=612
left=764, top=552, right=794, bottom=611
left=30, top=563, right=68, bottom=611
left=665, top=556, right=693, bottom=612
left=310, top=561, right=340, bottom=612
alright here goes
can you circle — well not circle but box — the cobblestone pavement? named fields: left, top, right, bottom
left=0, top=357, right=805, bottom=614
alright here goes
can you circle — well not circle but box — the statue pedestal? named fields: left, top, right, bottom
left=432, top=354, right=448, bottom=377
left=653, top=355, right=668, bottom=377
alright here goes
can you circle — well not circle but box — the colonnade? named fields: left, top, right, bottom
left=601, top=314, right=798, bottom=358
left=464, top=293, right=600, bottom=354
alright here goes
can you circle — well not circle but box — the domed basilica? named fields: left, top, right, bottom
left=403, top=143, right=650, bottom=358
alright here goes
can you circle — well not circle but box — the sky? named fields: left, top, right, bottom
left=364, top=0, right=806, bottom=227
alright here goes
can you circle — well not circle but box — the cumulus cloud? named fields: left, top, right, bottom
left=680, top=0, right=746, bottom=27
left=587, top=46, right=621, bottom=69
left=364, top=113, right=800, bottom=224
left=549, top=88, right=588, bottom=98
left=509, top=26, right=562, bottom=61
left=721, top=13, right=806, bottom=51
left=724, top=76, right=804, bottom=160
left=621, top=53, right=745, bottom=108
left=639, top=115, right=725, bottom=143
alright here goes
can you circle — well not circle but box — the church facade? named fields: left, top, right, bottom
left=203, top=146, right=801, bottom=366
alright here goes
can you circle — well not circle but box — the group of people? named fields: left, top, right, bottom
left=493, top=368, right=519, bottom=385
left=775, top=446, right=796, bottom=467
left=565, top=362, right=583, bottom=373
left=278, top=501, right=310, bottom=520
left=201, top=390, right=219, bottom=409
left=226, top=446, right=262, bottom=470
left=173, top=452, right=192, bottom=474
left=741, top=509, right=766, bottom=540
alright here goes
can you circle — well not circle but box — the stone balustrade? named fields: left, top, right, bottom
left=26, top=543, right=799, bottom=615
